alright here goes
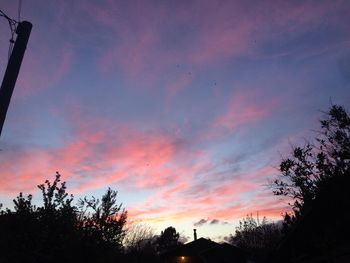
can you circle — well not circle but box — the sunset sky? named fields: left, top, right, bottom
left=0, top=0, right=349, bottom=241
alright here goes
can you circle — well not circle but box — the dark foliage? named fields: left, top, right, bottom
left=125, top=239, right=160, bottom=263
left=77, top=188, right=127, bottom=250
left=268, top=171, right=350, bottom=263
left=124, top=224, right=159, bottom=263
left=272, top=105, right=350, bottom=226
left=230, top=214, right=282, bottom=262
left=0, top=172, right=127, bottom=263
left=156, top=226, right=182, bottom=253
left=269, top=105, right=350, bottom=262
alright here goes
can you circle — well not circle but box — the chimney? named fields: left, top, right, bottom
left=193, top=229, right=197, bottom=241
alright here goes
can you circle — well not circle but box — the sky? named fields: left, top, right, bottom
left=0, top=0, right=349, bottom=242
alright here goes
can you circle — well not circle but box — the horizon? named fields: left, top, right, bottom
left=0, top=0, right=349, bottom=241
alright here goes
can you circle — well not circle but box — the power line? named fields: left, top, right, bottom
left=0, top=9, right=17, bottom=25
left=18, top=0, right=22, bottom=22
left=0, top=9, right=18, bottom=60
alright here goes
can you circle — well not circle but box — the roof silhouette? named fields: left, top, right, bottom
left=164, top=238, right=217, bottom=257
left=201, top=243, right=249, bottom=263
left=162, top=237, right=250, bottom=263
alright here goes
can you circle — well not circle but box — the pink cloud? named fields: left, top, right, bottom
left=214, top=181, right=258, bottom=198
left=127, top=162, right=285, bottom=223
left=84, top=0, right=336, bottom=86
left=0, top=148, right=52, bottom=193
left=0, top=110, right=205, bottom=196
left=212, top=90, right=278, bottom=133
left=57, top=129, right=184, bottom=192
left=91, top=1, right=256, bottom=88
left=0, top=87, right=287, bottom=226
left=0, top=110, right=289, bottom=227
left=213, top=203, right=286, bottom=221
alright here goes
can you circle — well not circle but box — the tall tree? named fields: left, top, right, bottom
left=78, top=187, right=127, bottom=251
left=272, top=105, right=350, bottom=223
left=0, top=172, right=78, bottom=263
left=0, top=173, right=128, bottom=263
left=156, top=226, right=181, bottom=252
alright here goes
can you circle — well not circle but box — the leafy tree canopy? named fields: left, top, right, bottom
left=272, top=105, right=350, bottom=223
left=0, top=172, right=127, bottom=263
left=156, top=226, right=181, bottom=252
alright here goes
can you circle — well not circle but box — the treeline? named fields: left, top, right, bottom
left=0, top=173, right=183, bottom=263
left=0, top=173, right=127, bottom=262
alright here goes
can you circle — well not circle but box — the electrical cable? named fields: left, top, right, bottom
left=18, top=0, right=22, bottom=22
left=0, top=9, right=18, bottom=60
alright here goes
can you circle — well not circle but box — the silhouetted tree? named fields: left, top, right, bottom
left=124, top=223, right=155, bottom=251
left=0, top=172, right=78, bottom=263
left=272, top=105, right=350, bottom=226
left=0, top=172, right=128, bottom=263
left=124, top=224, right=158, bottom=262
left=156, top=226, right=181, bottom=253
left=77, top=187, right=127, bottom=255
left=230, top=214, right=282, bottom=261
left=268, top=105, right=350, bottom=262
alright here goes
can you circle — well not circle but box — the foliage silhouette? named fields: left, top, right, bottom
left=269, top=105, right=350, bottom=262
left=0, top=172, right=127, bottom=263
left=272, top=105, right=350, bottom=226
left=124, top=224, right=159, bottom=263
left=156, top=226, right=182, bottom=253
left=230, top=214, right=282, bottom=261
left=77, top=187, right=127, bottom=251
left=124, top=223, right=156, bottom=252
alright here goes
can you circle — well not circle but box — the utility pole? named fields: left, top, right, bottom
left=0, top=21, right=32, bottom=137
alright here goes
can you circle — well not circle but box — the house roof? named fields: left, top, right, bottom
left=163, top=237, right=249, bottom=263
left=164, top=238, right=218, bottom=257
left=200, top=243, right=249, bottom=263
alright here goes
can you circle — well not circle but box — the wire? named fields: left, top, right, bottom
left=0, top=10, right=17, bottom=25
left=0, top=9, right=18, bottom=60
left=18, top=0, right=22, bottom=22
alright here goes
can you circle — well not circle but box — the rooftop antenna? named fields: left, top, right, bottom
left=0, top=4, right=32, bottom=138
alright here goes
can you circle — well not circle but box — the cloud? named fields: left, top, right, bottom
left=91, top=0, right=349, bottom=82
left=193, top=218, right=230, bottom=227
left=210, top=219, right=220, bottom=225
left=0, top=107, right=207, bottom=196
left=126, top=158, right=287, bottom=224
left=194, top=219, right=208, bottom=227
left=213, top=90, right=277, bottom=131
left=0, top=98, right=289, bottom=226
